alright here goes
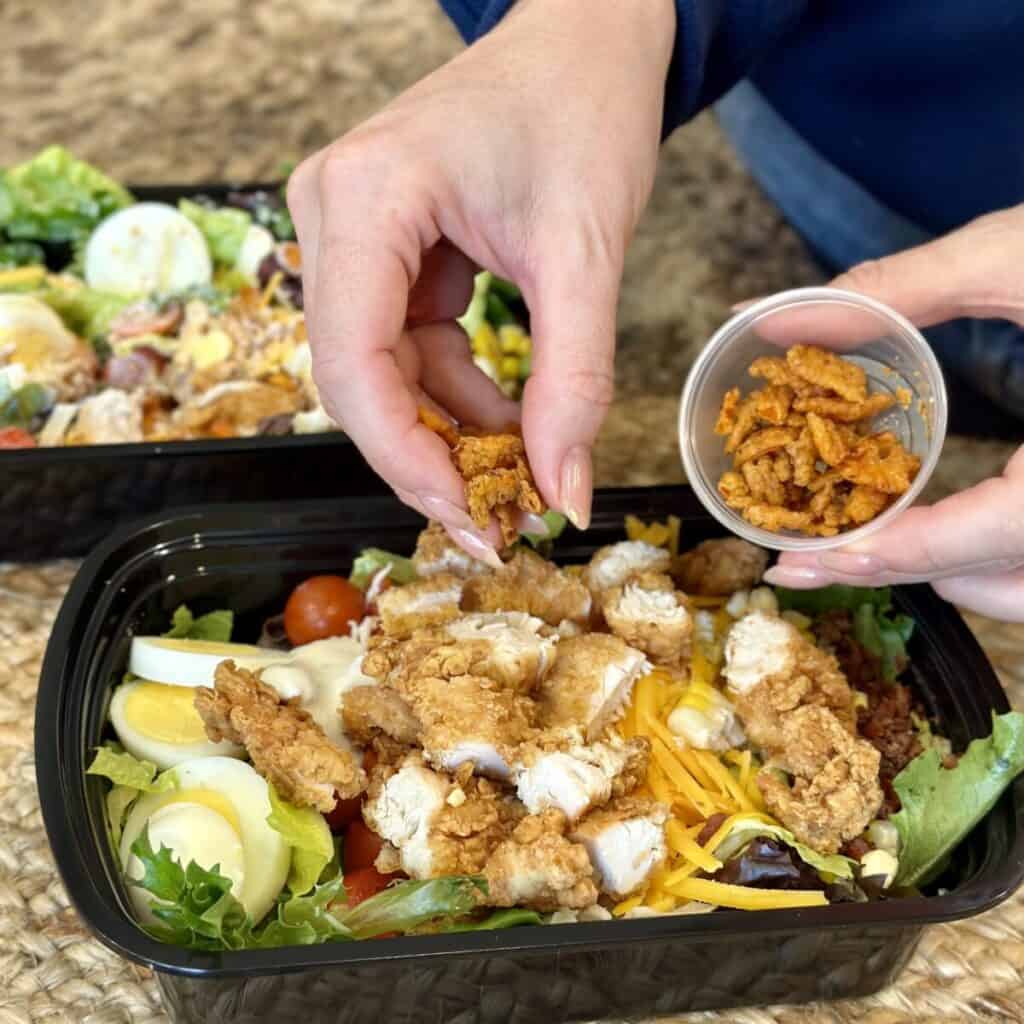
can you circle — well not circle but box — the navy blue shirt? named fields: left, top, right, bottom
left=439, top=0, right=1024, bottom=236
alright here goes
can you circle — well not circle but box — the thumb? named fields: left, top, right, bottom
left=766, top=447, right=1024, bottom=588
left=830, top=204, right=1024, bottom=329
left=519, top=244, right=621, bottom=530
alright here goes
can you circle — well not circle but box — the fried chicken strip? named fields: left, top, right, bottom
left=196, top=661, right=366, bottom=811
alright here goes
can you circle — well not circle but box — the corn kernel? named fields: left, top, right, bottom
left=501, top=356, right=519, bottom=379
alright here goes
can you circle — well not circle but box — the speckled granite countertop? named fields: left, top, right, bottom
left=3, top=4, right=1023, bottom=1023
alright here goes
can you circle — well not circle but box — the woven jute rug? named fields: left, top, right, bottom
left=2, top=437, right=1022, bottom=1024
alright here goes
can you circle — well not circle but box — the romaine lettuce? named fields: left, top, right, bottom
left=162, top=605, right=234, bottom=643
left=179, top=199, right=251, bottom=266
left=267, top=783, right=335, bottom=896
left=349, top=548, right=417, bottom=591
left=0, top=241, right=45, bottom=269
left=712, top=814, right=856, bottom=880
left=340, top=877, right=486, bottom=939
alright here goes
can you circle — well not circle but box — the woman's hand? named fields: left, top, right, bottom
left=764, top=205, right=1024, bottom=620
left=287, top=0, right=675, bottom=560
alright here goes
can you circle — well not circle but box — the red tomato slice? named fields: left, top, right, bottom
left=343, top=820, right=384, bottom=873
left=343, top=867, right=400, bottom=908
left=283, top=575, right=365, bottom=646
left=0, top=427, right=37, bottom=449
left=324, top=794, right=362, bottom=833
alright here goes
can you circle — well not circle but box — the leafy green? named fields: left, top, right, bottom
left=0, top=241, right=45, bottom=269
left=485, top=292, right=516, bottom=327
left=130, top=827, right=353, bottom=950
left=713, top=814, right=856, bottom=880
left=488, top=276, right=521, bottom=302
left=162, top=605, right=234, bottom=643
left=0, top=380, right=50, bottom=429
left=444, top=908, right=543, bottom=932
left=775, top=584, right=914, bottom=680
left=341, top=877, right=487, bottom=939
left=521, top=510, right=569, bottom=550
left=0, top=145, right=133, bottom=243
left=179, top=199, right=251, bottom=266
left=106, top=785, right=139, bottom=845
left=87, top=745, right=175, bottom=794
left=37, top=284, right=136, bottom=341
left=892, top=711, right=1024, bottom=888
left=267, top=784, right=335, bottom=896
left=350, top=548, right=417, bottom=591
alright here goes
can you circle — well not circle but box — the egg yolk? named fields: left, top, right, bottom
left=123, top=681, right=209, bottom=745
left=155, top=787, right=243, bottom=834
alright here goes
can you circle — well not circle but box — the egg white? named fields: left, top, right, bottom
left=128, top=637, right=289, bottom=689
left=109, top=679, right=243, bottom=769
left=120, top=757, right=291, bottom=925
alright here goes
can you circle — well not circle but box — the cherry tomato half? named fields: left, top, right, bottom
left=283, top=575, right=364, bottom=646
left=0, top=427, right=37, bottom=449
left=343, top=867, right=400, bottom=908
left=324, top=794, right=362, bottom=833
left=343, top=820, right=384, bottom=873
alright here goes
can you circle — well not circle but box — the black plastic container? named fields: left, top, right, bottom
left=0, top=183, right=387, bottom=562
left=36, top=487, right=1024, bottom=1023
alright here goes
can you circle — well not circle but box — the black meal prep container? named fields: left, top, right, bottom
left=0, top=183, right=386, bottom=562
left=36, top=486, right=1024, bottom=1024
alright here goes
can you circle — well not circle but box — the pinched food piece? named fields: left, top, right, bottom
left=463, top=548, right=592, bottom=628
left=514, top=733, right=649, bottom=822
left=838, top=433, right=921, bottom=495
left=583, top=540, right=672, bottom=600
left=757, top=706, right=883, bottom=854
left=538, top=634, right=650, bottom=740
left=196, top=661, right=366, bottom=811
left=403, top=674, right=537, bottom=780
left=672, top=538, right=769, bottom=597
left=602, top=571, right=692, bottom=668
left=363, top=754, right=521, bottom=878
left=376, top=573, right=463, bottom=636
left=570, top=796, right=669, bottom=899
left=412, top=521, right=492, bottom=579
left=484, top=809, right=598, bottom=911
left=786, top=344, right=867, bottom=402
left=340, top=684, right=422, bottom=747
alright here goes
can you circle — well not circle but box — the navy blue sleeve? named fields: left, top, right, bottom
left=437, top=0, right=808, bottom=136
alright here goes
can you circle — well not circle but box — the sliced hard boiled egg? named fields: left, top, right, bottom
left=120, top=756, right=290, bottom=925
left=85, top=203, right=212, bottom=294
left=109, top=679, right=243, bottom=769
left=235, top=224, right=276, bottom=281
left=0, top=294, right=81, bottom=369
left=128, top=637, right=288, bottom=689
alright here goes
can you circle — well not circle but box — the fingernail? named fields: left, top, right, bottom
left=418, top=492, right=476, bottom=532
left=818, top=552, right=887, bottom=575
left=559, top=446, right=592, bottom=531
left=450, top=527, right=503, bottom=569
left=763, top=565, right=830, bottom=586
left=518, top=512, right=550, bottom=537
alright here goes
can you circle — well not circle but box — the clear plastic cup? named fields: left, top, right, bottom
left=678, top=287, right=948, bottom=552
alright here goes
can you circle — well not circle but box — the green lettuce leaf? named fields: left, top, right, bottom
left=892, top=711, right=1024, bottom=887
left=340, top=877, right=487, bottom=939
left=0, top=241, right=45, bottom=269
left=0, top=381, right=50, bottom=429
left=37, top=284, right=136, bottom=341
left=444, top=908, right=543, bottom=932
left=106, top=785, right=138, bottom=845
left=163, top=605, right=234, bottom=643
left=457, top=271, right=492, bottom=338
left=87, top=745, right=175, bottom=794
left=250, top=875, right=352, bottom=947
left=521, top=510, right=568, bottom=550
left=179, top=199, right=251, bottom=266
left=775, top=584, right=914, bottom=680
left=350, top=548, right=418, bottom=591
left=0, top=145, right=133, bottom=243
left=267, top=784, right=335, bottom=895
left=713, top=814, right=856, bottom=880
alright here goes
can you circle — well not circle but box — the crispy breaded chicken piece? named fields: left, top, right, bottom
left=484, top=809, right=598, bottom=911
left=449, top=433, right=545, bottom=548
left=196, top=661, right=366, bottom=811
left=514, top=730, right=650, bottom=822
left=340, top=684, right=421, bottom=747
left=363, top=754, right=521, bottom=878
left=672, top=537, right=769, bottom=597
left=412, top=521, right=492, bottom=580
left=463, top=548, right=592, bottom=628
left=570, top=796, right=669, bottom=899
left=403, top=673, right=537, bottom=780
left=758, top=706, right=883, bottom=853
left=376, top=573, right=463, bottom=636
left=723, top=611, right=855, bottom=750
left=582, top=541, right=672, bottom=601
left=537, top=634, right=650, bottom=741
left=602, top=571, right=692, bottom=668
